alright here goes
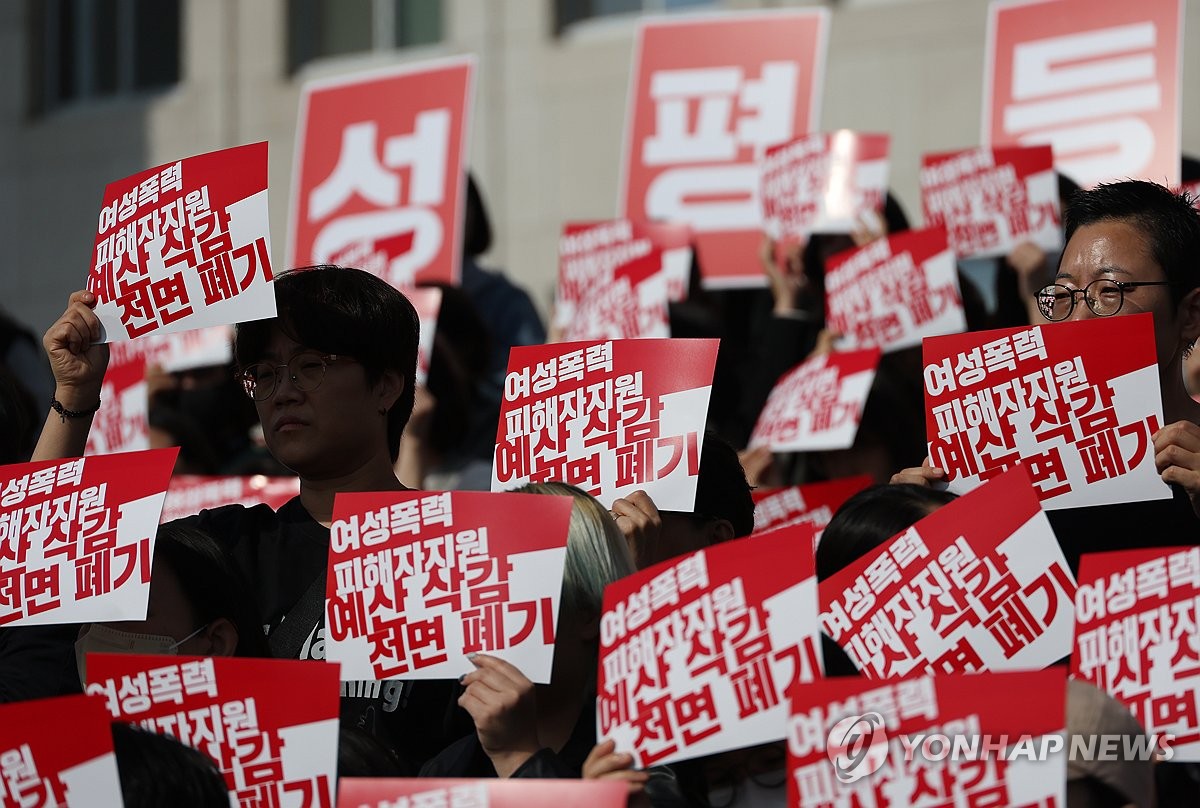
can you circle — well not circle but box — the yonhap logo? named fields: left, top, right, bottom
left=827, top=712, right=889, bottom=783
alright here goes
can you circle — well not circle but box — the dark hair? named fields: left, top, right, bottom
left=111, top=723, right=229, bottom=807
left=815, top=484, right=956, bottom=581
left=801, top=190, right=913, bottom=319
left=860, top=349, right=928, bottom=470
left=337, top=725, right=413, bottom=778
left=463, top=173, right=493, bottom=257
left=155, top=524, right=269, bottom=657
left=696, top=430, right=755, bottom=539
left=234, top=266, right=420, bottom=461
left=1062, top=179, right=1200, bottom=307
left=418, top=282, right=492, bottom=457
left=147, top=407, right=222, bottom=474
left=0, top=368, right=35, bottom=464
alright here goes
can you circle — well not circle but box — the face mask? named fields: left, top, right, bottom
left=75, top=622, right=208, bottom=686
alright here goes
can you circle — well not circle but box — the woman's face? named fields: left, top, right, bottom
left=251, top=328, right=397, bottom=480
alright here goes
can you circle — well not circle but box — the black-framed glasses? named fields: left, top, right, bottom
left=237, top=353, right=349, bottom=401
left=1035, top=279, right=1171, bottom=321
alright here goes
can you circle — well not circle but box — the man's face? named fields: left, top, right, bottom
left=252, top=328, right=391, bottom=480
left=1055, top=219, right=1179, bottom=371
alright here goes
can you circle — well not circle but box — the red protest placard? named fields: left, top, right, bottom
left=818, top=466, right=1075, bottom=679
left=620, top=11, right=829, bottom=289
left=85, top=346, right=148, bottom=456
left=921, top=145, right=1061, bottom=260
left=749, top=348, right=880, bottom=452
left=407, top=286, right=442, bottom=387
left=1072, top=546, right=1200, bottom=760
left=787, top=668, right=1067, bottom=808
left=491, top=339, right=719, bottom=510
left=922, top=314, right=1168, bottom=509
left=337, top=778, right=628, bottom=808
left=88, top=142, right=276, bottom=342
left=984, top=0, right=1182, bottom=188
left=86, top=653, right=339, bottom=807
left=289, top=57, right=474, bottom=287
left=326, top=490, right=572, bottom=682
left=752, top=476, right=873, bottom=536
left=0, top=448, right=177, bottom=627
left=761, top=131, right=890, bottom=241
left=642, top=221, right=693, bottom=302
left=139, top=325, right=234, bottom=373
left=825, top=228, right=966, bottom=354
left=0, top=694, right=124, bottom=807
left=88, top=327, right=233, bottom=459
left=555, top=220, right=671, bottom=342
left=160, top=474, right=301, bottom=523
left=598, top=524, right=823, bottom=768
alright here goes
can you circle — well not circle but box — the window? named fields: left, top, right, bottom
left=33, top=0, right=181, bottom=113
left=288, top=0, right=442, bottom=73
left=555, top=0, right=714, bottom=33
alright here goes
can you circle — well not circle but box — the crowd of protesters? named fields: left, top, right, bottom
left=0, top=170, right=1198, bottom=808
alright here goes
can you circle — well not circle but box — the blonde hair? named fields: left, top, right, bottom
left=514, top=482, right=635, bottom=622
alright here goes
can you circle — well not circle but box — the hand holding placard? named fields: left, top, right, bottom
left=1153, top=420, right=1200, bottom=519
left=42, top=290, right=108, bottom=411
left=459, top=653, right=541, bottom=778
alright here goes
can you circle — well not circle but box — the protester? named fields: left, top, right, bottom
left=111, top=723, right=231, bottom=808
left=338, top=725, right=413, bottom=778
left=0, top=367, right=36, bottom=464
left=420, top=482, right=638, bottom=778
left=815, top=484, right=957, bottom=677
left=610, top=430, right=755, bottom=570
left=459, top=174, right=547, bottom=462
left=28, top=266, right=459, bottom=768
left=147, top=360, right=262, bottom=474
left=1065, top=678, right=1158, bottom=808
left=396, top=283, right=494, bottom=490
left=0, top=308, right=53, bottom=413
left=985, top=172, right=1081, bottom=328
left=893, top=180, right=1200, bottom=568
left=814, top=483, right=957, bottom=582
left=75, top=524, right=268, bottom=683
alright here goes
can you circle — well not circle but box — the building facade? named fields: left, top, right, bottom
left=3, top=0, right=1200, bottom=334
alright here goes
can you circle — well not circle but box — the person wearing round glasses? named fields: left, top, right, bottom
left=30, top=265, right=459, bottom=767
left=893, top=180, right=1200, bottom=564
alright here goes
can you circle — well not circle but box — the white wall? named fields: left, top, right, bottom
left=4, top=0, right=1200, bottom=333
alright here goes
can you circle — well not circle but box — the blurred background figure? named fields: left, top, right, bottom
left=111, top=723, right=231, bottom=808
left=75, top=524, right=267, bottom=684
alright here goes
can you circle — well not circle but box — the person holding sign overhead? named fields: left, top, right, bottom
left=29, top=266, right=458, bottom=768
left=421, top=483, right=632, bottom=776
left=894, top=180, right=1200, bottom=565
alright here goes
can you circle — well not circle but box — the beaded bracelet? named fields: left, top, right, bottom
left=50, top=396, right=101, bottom=423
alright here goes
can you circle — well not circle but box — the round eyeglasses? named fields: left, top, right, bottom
left=1035, top=279, right=1170, bottom=322
left=237, top=353, right=349, bottom=401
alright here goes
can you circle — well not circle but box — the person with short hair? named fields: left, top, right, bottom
left=75, top=524, right=268, bottom=683
left=29, top=266, right=454, bottom=767
left=893, top=180, right=1200, bottom=566
left=611, top=430, right=755, bottom=571
left=421, top=482, right=638, bottom=779
left=111, top=723, right=230, bottom=808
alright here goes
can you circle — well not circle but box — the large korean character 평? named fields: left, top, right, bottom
left=642, top=62, right=798, bottom=229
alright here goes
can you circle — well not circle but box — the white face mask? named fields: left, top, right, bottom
left=75, top=622, right=208, bottom=686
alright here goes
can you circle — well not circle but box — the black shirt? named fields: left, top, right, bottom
left=180, top=497, right=457, bottom=769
